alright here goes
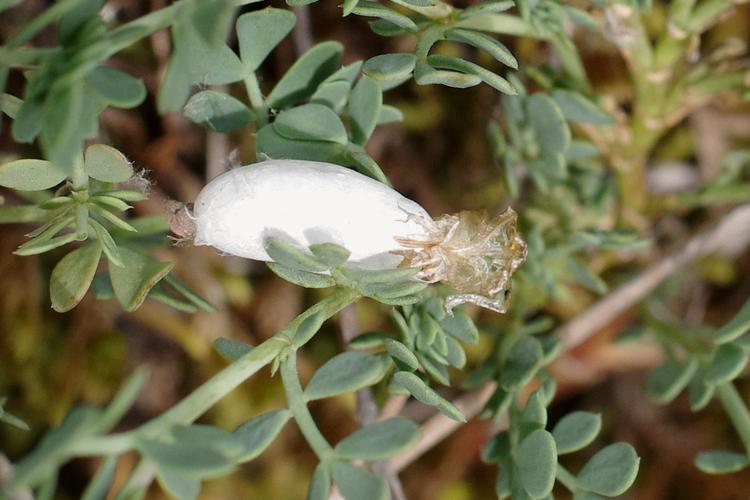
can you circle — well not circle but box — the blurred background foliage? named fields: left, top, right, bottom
left=1, top=0, right=750, bottom=499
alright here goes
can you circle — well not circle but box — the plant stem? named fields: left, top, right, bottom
left=555, top=463, right=578, bottom=492
left=281, top=353, right=335, bottom=459
left=715, top=382, right=750, bottom=457
left=244, top=71, right=268, bottom=127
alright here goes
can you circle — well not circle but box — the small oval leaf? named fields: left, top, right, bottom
left=334, top=418, right=420, bottom=460
left=304, top=351, right=387, bottom=401
left=515, top=429, right=557, bottom=499
left=0, top=159, right=67, bottom=190
left=84, top=144, right=134, bottom=183
left=577, top=443, right=640, bottom=496
left=552, top=411, right=602, bottom=455
left=50, top=244, right=102, bottom=312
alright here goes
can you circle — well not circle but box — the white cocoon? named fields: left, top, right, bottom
left=193, top=160, right=432, bottom=269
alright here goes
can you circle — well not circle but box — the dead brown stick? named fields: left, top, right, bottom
left=387, top=203, right=750, bottom=473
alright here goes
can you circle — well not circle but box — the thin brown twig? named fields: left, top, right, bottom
left=386, top=203, right=750, bottom=473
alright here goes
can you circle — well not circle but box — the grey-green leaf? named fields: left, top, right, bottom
left=552, top=411, right=602, bottom=455
left=84, top=144, right=134, bottom=183
left=108, top=247, right=173, bottom=311
left=86, top=66, right=146, bottom=109
left=348, top=76, right=382, bottom=145
left=363, top=53, right=417, bottom=81
left=577, top=443, right=640, bottom=496
left=50, top=243, right=102, bottom=312
left=304, top=351, right=388, bottom=401
left=233, top=409, right=292, bottom=462
left=426, top=55, right=516, bottom=94
left=501, top=336, right=544, bottom=390
left=445, top=29, right=517, bottom=69
left=213, top=338, right=254, bottom=361
left=392, top=371, right=439, bottom=405
left=440, top=310, right=479, bottom=344
left=267, top=262, right=336, bottom=288
left=156, top=468, right=200, bottom=500
left=237, top=8, right=296, bottom=71
left=331, top=462, right=389, bottom=500
left=274, top=103, right=348, bottom=144
left=267, top=42, right=343, bottom=108
left=551, top=89, right=613, bottom=125
left=414, top=63, right=482, bottom=88
left=309, top=243, right=351, bottom=267
left=184, top=90, right=252, bottom=132
left=528, top=93, right=571, bottom=154
left=704, top=343, right=748, bottom=385
left=695, top=450, right=750, bottom=474
left=0, top=159, right=67, bottom=190
left=264, top=236, right=329, bottom=272
left=307, top=463, right=331, bottom=500
left=335, top=418, right=420, bottom=460
left=81, top=456, right=117, bottom=500
left=352, top=2, right=417, bottom=30
left=715, top=298, right=750, bottom=344
left=645, top=358, right=698, bottom=404
left=515, top=429, right=557, bottom=499
left=385, top=339, right=420, bottom=371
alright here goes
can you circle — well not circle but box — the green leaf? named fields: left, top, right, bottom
left=444, top=335, right=466, bottom=368
left=352, top=1, right=417, bottom=30
left=213, top=338, right=253, bottom=361
left=520, top=391, right=547, bottom=434
left=515, top=429, right=557, bottom=499
left=704, top=343, right=748, bottom=385
left=331, top=462, right=389, bottom=500
left=1, top=92, right=22, bottom=119
left=311, top=81, right=351, bottom=114
left=89, top=219, right=121, bottom=266
left=715, top=298, right=750, bottom=344
left=440, top=310, right=479, bottom=344
left=264, top=236, right=329, bottom=272
left=138, top=425, right=242, bottom=478
left=309, top=243, right=351, bottom=266
left=335, top=418, right=420, bottom=460
left=97, top=368, right=148, bottom=433
left=236, top=8, right=296, bottom=71
left=378, top=105, right=403, bottom=124
left=348, top=76, right=382, bottom=145
left=501, top=336, right=544, bottom=390
left=695, top=450, right=750, bottom=474
left=81, top=456, right=117, bottom=500
left=307, top=463, right=331, bottom=500
left=414, top=63, right=482, bottom=89
left=426, top=55, right=516, bottom=94
left=86, top=66, right=146, bottom=109
left=349, top=331, right=390, bottom=349
left=458, top=1, right=514, bottom=19
left=385, top=339, right=420, bottom=370
left=359, top=280, right=428, bottom=300
left=184, top=90, right=252, bottom=132
left=343, top=0, right=361, bottom=16
left=267, top=42, right=343, bottom=108
left=233, top=409, right=292, bottom=462
left=339, top=265, right=419, bottom=284
left=158, top=20, right=244, bottom=112
left=645, top=358, right=698, bottom=404
left=108, top=247, right=173, bottom=311
left=267, top=262, right=336, bottom=288
left=392, top=371, right=466, bottom=421
left=577, top=443, right=639, bottom=496
left=50, top=243, right=102, bottom=312
left=445, top=29, right=517, bottom=69
left=567, top=258, right=607, bottom=294
left=0, top=399, right=30, bottom=431
left=552, top=411, right=601, bottom=455
left=14, top=232, right=78, bottom=256
left=256, top=125, right=346, bottom=164
left=84, top=144, right=134, bottom=183
left=156, top=468, right=200, bottom=500
left=417, top=351, right=450, bottom=385
left=481, top=431, right=510, bottom=464
left=362, top=53, right=417, bottom=81
left=551, top=89, right=613, bottom=125
left=304, top=351, right=387, bottom=400
left=688, top=374, right=714, bottom=411
left=527, top=93, right=571, bottom=154
left=274, top=103, right=348, bottom=144
left=0, top=159, right=67, bottom=190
